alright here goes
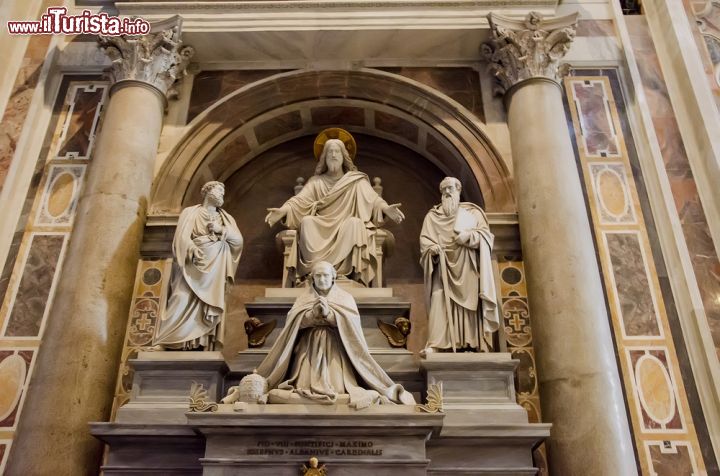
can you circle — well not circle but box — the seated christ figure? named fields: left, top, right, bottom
left=265, top=131, right=404, bottom=286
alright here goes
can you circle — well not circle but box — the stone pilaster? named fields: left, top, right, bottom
left=6, top=16, right=193, bottom=476
left=483, top=12, right=638, bottom=475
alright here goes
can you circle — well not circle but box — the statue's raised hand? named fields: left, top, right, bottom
left=382, top=203, right=405, bottom=224
left=265, top=207, right=287, bottom=227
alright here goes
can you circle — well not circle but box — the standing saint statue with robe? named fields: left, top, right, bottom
left=153, top=181, right=243, bottom=350
left=255, top=261, right=415, bottom=408
left=265, top=130, right=404, bottom=287
left=420, top=177, right=499, bottom=354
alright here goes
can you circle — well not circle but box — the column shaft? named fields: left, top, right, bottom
left=507, top=79, right=637, bottom=475
left=6, top=85, right=164, bottom=475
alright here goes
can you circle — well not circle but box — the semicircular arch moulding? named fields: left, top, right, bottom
left=151, top=68, right=515, bottom=214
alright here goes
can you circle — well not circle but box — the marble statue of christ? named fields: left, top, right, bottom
left=265, top=138, right=404, bottom=286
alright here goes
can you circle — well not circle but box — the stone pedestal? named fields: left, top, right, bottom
left=421, top=353, right=530, bottom=426
left=115, top=351, right=227, bottom=424
left=192, top=405, right=442, bottom=476
left=421, top=353, right=550, bottom=475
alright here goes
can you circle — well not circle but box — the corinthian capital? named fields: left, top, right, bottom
left=482, top=11, right=578, bottom=94
left=98, top=15, right=194, bottom=99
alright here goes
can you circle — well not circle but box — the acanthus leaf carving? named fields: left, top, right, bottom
left=98, top=15, right=194, bottom=99
left=482, top=11, right=578, bottom=95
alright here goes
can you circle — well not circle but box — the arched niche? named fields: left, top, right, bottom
left=150, top=68, right=515, bottom=215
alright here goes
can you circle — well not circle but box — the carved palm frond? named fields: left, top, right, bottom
left=417, top=382, right=444, bottom=413
left=188, top=381, right=218, bottom=412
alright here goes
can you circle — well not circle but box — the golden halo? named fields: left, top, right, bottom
left=313, top=128, right=357, bottom=161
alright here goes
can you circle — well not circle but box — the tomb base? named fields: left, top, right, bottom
left=93, top=349, right=549, bottom=475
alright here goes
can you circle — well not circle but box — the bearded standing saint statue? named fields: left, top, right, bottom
left=420, top=177, right=500, bottom=354
left=265, top=129, right=404, bottom=287
left=153, top=181, right=243, bottom=350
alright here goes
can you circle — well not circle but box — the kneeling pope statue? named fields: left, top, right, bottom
left=252, top=261, right=415, bottom=408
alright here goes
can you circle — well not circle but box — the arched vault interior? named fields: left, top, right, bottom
left=151, top=69, right=515, bottom=217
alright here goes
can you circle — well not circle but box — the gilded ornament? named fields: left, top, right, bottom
left=302, top=457, right=328, bottom=476
left=417, top=382, right=444, bottom=413
left=377, top=317, right=411, bottom=348
left=188, top=381, right=218, bottom=412
left=313, top=127, right=357, bottom=161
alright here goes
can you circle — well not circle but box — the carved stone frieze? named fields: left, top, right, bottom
left=98, top=15, right=194, bottom=99
left=482, top=11, right=578, bottom=95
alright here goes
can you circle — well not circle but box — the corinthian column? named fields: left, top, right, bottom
left=7, top=17, right=193, bottom=475
left=483, top=12, right=637, bottom=475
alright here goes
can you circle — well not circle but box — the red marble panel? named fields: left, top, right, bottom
left=209, top=135, right=251, bottom=178
left=606, top=233, right=662, bottom=337
left=571, top=81, right=620, bottom=157
left=188, top=70, right=291, bottom=122
left=253, top=111, right=303, bottom=145
left=425, top=134, right=454, bottom=164
left=379, top=67, right=484, bottom=122
left=57, top=86, right=105, bottom=159
left=647, top=441, right=696, bottom=476
left=310, top=106, right=364, bottom=127
left=374, top=111, right=418, bottom=144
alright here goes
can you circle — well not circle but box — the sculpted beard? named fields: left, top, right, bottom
left=441, top=192, right=460, bottom=216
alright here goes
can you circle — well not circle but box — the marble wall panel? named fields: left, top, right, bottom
left=626, top=16, right=720, bottom=363
left=209, top=135, right=251, bottom=179
left=605, top=232, right=662, bottom=338
left=310, top=106, right=365, bottom=127
left=627, top=348, right=684, bottom=432
left=33, top=164, right=85, bottom=227
left=2, top=234, right=65, bottom=337
left=565, top=73, right=709, bottom=474
left=589, top=163, right=636, bottom=224
left=110, top=260, right=171, bottom=417
left=254, top=111, right=303, bottom=145
left=0, top=35, right=51, bottom=194
left=569, top=80, right=620, bottom=157
left=378, top=67, right=484, bottom=122
left=55, top=84, right=107, bottom=160
left=645, top=441, right=699, bottom=475
left=0, top=350, right=34, bottom=429
left=374, top=111, right=419, bottom=144
left=188, top=70, right=292, bottom=122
